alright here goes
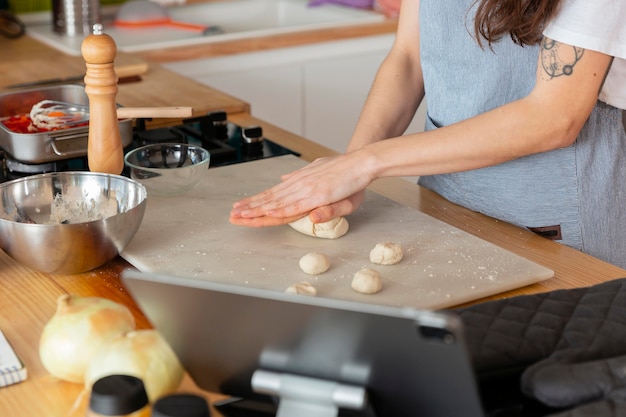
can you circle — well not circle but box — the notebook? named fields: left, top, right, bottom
left=122, top=269, right=487, bottom=417
left=0, top=329, right=26, bottom=388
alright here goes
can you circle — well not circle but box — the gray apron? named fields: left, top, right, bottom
left=417, top=0, right=626, bottom=268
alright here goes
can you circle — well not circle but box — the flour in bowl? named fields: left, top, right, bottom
left=49, top=192, right=119, bottom=224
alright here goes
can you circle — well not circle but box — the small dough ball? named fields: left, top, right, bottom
left=369, top=241, right=404, bottom=265
left=286, top=281, right=317, bottom=296
left=351, top=268, right=383, bottom=295
left=289, top=216, right=349, bottom=239
left=299, top=252, right=330, bottom=275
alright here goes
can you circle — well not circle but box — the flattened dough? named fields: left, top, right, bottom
left=285, top=281, right=318, bottom=296
left=288, top=216, right=349, bottom=239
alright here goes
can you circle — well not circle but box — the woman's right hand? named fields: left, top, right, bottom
left=229, top=152, right=372, bottom=227
left=307, top=190, right=366, bottom=223
left=229, top=189, right=366, bottom=228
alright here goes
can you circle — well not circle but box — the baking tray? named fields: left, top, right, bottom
left=0, top=84, right=132, bottom=164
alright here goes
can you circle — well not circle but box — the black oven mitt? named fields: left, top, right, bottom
left=536, top=388, right=626, bottom=417
left=453, top=277, right=626, bottom=414
left=522, top=355, right=626, bottom=413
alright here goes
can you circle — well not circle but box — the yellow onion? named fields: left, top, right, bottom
left=85, top=329, right=184, bottom=402
left=39, top=294, right=136, bottom=383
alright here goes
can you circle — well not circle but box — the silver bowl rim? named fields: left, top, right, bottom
left=0, top=171, right=147, bottom=226
left=124, top=142, right=211, bottom=172
left=0, top=170, right=146, bottom=188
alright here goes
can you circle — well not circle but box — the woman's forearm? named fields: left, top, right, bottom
left=359, top=46, right=612, bottom=180
left=359, top=92, right=591, bottom=180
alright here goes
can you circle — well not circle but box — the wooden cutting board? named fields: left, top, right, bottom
left=121, top=155, right=554, bottom=309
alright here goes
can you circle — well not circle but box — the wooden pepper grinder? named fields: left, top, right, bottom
left=81, top=23, right=124, bottom=174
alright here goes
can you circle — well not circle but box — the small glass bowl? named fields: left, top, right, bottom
left=124, top=143, right=210, bottom=196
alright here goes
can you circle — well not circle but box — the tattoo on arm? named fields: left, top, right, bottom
left=540, top=38, right=585, bottom=79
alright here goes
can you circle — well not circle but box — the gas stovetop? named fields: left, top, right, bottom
left=0, top=111, right=299, bottom=183
left=134, top=111, right=298, bottom=167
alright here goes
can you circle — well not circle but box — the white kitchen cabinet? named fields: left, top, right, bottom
left=302, top=37, right=426, bottom=157
left=188, top=61, right=303, bottom=135
left=303, top=45, right=389, bottom=151
left=163, top=34, right=426, bottom=156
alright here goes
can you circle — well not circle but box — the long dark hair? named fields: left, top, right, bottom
left=473, top=0, right=562, bottom=46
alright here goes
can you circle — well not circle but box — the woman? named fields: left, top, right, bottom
left=230, top=0, right=626, bottom=268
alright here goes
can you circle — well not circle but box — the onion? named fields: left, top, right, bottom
left=84, top=329, right=184, bottom=402
left=39, top=294, right=136, bottom=383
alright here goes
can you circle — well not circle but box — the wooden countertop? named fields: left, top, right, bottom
left=2, top=33, right=626, bottom=417
left=134, top=19, right=399, bottom=63
left=0, top=36, right=250, bottom=129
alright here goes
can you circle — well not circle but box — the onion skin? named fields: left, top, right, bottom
left=39, top=294, right=136, bottom=383
left=85, top=330, right=185, bottom=402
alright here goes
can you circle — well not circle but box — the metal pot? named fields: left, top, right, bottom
left=0, top=84, right=133, bottom=164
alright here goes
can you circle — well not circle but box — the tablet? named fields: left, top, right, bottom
left=122, top=269, right=485, bottom=417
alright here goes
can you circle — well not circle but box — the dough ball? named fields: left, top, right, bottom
left=299, top=252, right=330, bottom=275
left=289, top=216, right=349, bottom=239
left=351, top=268, right=382, bottom=295
left=285, top=281, right=317, bottom=296
left=369, top=241, right=404, bottom=265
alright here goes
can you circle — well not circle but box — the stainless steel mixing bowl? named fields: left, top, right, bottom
left=0, top=172, right=147, bottom=274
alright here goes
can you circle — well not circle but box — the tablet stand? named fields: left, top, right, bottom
left=252, top=370, right=368, bottom=417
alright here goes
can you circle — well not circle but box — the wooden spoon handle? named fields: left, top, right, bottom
left=114, top=62, right=149, bottom=78
left=116, top=106, right=193, bottom=119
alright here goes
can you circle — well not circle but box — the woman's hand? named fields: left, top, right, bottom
left=229, top=153, right=373, bottom=226
left=229, top=192, right=365, bottom=227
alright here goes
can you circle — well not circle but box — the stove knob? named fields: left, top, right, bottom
left=242, top=126, right=263, bottom=144
left=242, top=126, right=264, bottom=158
left=208, top=111, right=228, bottom=142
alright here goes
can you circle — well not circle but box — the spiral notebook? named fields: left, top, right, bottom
left=0, top=329, right=26, bottom=387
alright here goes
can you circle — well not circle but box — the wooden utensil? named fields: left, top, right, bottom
left=29, top=100, right=192, bottom=129
left=117, top=106, right=192, bottom=119
left=3, top=63, right=149, bottom=89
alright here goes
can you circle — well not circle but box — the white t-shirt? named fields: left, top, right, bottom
left=543, top=0, right=626, bottom=109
